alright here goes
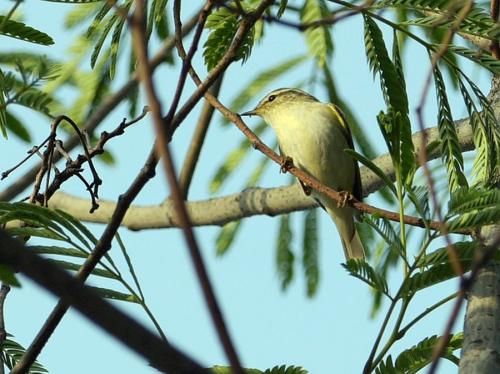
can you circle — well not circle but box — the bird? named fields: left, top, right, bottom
left=241, top=88, right=365, bottom=260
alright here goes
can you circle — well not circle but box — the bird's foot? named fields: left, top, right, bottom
left=280, top=156, right=294, bottom=174
left=337, top=191, right=352, bottom=208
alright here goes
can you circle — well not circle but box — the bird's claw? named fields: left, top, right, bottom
left=337, top=191, right=352, bottom=208
left=280, top=156, right=294, bottom=174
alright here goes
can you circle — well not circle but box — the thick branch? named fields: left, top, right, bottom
left=47, top=118, right=474, bottom=229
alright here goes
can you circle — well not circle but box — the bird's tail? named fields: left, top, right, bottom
left=326, top=204, right=365, bottom=261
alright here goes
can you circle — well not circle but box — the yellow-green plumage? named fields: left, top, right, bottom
left=241, top=88, right=364, bottom=260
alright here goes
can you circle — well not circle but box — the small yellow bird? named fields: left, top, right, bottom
left=241, top=88, right=365, bottom=260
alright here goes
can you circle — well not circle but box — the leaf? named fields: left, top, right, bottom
left=301, top=0, right=333, bottom=67
left=28, top=245, right=88, bottom=258
left=263, top=365, right=308, bottom=374
left=0, top=264, right=21, bottom=287
left=432, top=63, right=467, bottom=191
left=446, top=45, right=500, bottom=75
left=416, top=241, right=481, bottom=268
left=203, top=8, right=255, bottom=71
left=277, top=0, right=288, bottom=18
left=5, top=111, right=31, bottom=142
left=363, top=215, right=405, bottom=262
left=276, top=214, right=294, bottom=290
left=344, top=149, right=397, bottom=196
left=446, top=188, right=500, bottom=231
left=3, top=337, right=48, bottom=373
left=109, top=15, right=127, bottom=79
left=363, top=14, right=409, bottom=115
left=211, top=366, right=262, bottom=374
left=394, top=333, right=462, bottom=373
left=302, top=209, right=319, bottom=297
left=402, top=261, right=470, bottom=297
left=0, top=16, right=53, bottom=45
left=342, top=259, right=390, bottom=297
left=87, top=286, right=141, bottom=304
left=49, top=260, right=118, bottom=280
left=216, top=220, right=243, bottom=256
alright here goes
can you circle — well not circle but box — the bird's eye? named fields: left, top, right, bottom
left=268, top=95, right=276, bottom=102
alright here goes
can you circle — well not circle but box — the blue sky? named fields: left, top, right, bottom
left=0, top=1, right=492, bottom=373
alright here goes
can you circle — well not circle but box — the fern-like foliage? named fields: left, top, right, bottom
left=0, top=203, right=141, bottom=304
left=300, top=0, right=333, bottom=67
left=204, top=7, right=255, bottom=71
left=0, top=15, right=53, bottom=45
left=394, top=333, right=462, bottom=373
left=432, top=63, right=468, bottom=191
left=277, top=214, right=295, bottom=290
left=3, top=334, right=48, bottom=373
left=343, top=259, right=391, bottom=298
left=303, top=208, right=319, bottom=297
left=446, top=187, right=500, bottom=231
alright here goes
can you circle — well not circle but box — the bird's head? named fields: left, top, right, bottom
left=240, top=88, right=318, bottom=120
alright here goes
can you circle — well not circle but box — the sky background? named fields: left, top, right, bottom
left=0, top=1, right=492, bottom=373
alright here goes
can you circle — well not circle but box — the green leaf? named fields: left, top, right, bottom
left=0, top=264, right=20, bottom=287
left=3, top=336, right=48, bottom=373
left=432, top=63, right=467, bottom=191
left=277, top=0, right=289, bottom=18
left=203, top=8, right=255, bottom=71
left=5, top=111, right=31, bottom=142
left=402, top=260, right=470, bottom=297
left=211, top=366, right=262, bottom=374
left=263, top=365, right=308, bottom=374
left=276, top=214, right=294, bottom=291
left=446, top=188, right=500, bottom=231
left=301, top=0, right=333, bottom=67
left=394, top=333, right=462, bottom=373
left=342, top=259, right=390, bottom=297
left=416, top=241, right=480, bottom=268
left=363, top=14, right=409, bottom=115
left=49, top=260, right=118, bottom=280
left=216, top=220, right=243, bottom=256
left=446, top=45, right=500, bottom=75
left=302, top=209, right=319, bottom=297
left=344, top=149, right=397, bottom=196
left=28, top=245, right=88, bottom=258
left=0, top=16, right=53, bottom=45
left=363, top=215, right=405, bottom=263
left=109, top=15, right=127, bottom=79
left=87, top=286, right=141, bottom=304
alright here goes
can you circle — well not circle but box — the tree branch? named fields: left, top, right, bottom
left=46, top=117, right=474, bottom=229
left=0, top=229, right=206, bottom=374
left=0, top=10, right=201, bottom=202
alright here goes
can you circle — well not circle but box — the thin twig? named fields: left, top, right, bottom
left=131, top=1, right=244, bottom=372
left=179, top=76, right=224, bottom=197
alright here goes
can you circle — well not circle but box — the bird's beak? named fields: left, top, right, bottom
left=240, top=108, right=259, bottom=117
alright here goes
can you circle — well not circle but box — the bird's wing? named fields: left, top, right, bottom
left=327, top=103, right=363, bottom=202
